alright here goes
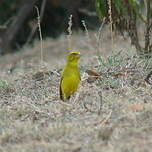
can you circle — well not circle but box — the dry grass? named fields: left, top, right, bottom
left=0, top=26, right=152, bottom=152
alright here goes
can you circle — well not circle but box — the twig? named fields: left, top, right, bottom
left=81, top=20, right=90, bottom=44
left=100, top=110, right=112, bottom=126
left=67, top=15, right=73, bottom=51
left=98, top=90, right=103, bottom=115
left=78, top=8, right=97, bottom=16
left=145, top=0, right=151, bottom=53
left=81, top=20, right=95, bottom=50
left=96, top=17, right=106, bottom=55
left=26, top=0, right=46, bottom=45
left=107, top=0, right=114, bottom=51
left=35, top=6, right=44, bottom=67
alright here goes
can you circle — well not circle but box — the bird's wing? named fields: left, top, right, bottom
left=79, top=70, right=81, bottom=80
left=59, top=77, right=64, bottom=100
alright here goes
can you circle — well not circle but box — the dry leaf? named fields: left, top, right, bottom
left=32, top=70, right=52, bottom=81
left=114, top=72, right=126, bottom=78
left=137, top=81, right=147, bottom=87
left=85, top=69, right=101, bottom=83
left=128, top=104, right=144, bottom=112
left=85, top=69, right=100, bottom=77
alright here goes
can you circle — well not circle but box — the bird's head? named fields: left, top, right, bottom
left=67, top=51, right=81, bottom=63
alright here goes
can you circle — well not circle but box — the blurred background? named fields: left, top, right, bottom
left=0, top=0, right=100, bottom=55
left=0, top=0, right=151, bottom=57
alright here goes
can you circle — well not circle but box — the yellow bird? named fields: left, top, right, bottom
left=60, top=51, right=81, bottom=101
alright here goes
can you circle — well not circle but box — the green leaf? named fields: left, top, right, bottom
left=114, top=0, right=123, bottom=14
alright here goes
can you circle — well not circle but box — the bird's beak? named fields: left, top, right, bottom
left=77, top=53, right=81, bottom=58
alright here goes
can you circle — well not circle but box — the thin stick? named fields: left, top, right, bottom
left=96, top=17, right=106, bottom=55
left=98, top=90, right=103, bottom=115
left=100, top=110, right=112, bottom=126
left=145, top=0, right=150, bottom=53
left=26, top=0, right=46, bottom=45
left=67, top=15, right=73, bottom=51
left=35, top=6, right=43, bottom=67
left=107, top=0, right=114, bottom=51
left=81, top=20, right=90, bottom=44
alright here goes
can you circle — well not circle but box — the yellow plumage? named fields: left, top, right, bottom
left=60, top=51, right=81, bottom=101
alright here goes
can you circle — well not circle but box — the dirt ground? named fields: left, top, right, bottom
left=0, top=27, right=152, bottom=152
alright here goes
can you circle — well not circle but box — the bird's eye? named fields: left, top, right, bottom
left=72, top=53, right=77, bottom=55
left=72, top=52, right=80, bottom=56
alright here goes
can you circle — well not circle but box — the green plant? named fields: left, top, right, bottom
left=95, top=0, right=152, bottom=57
left=0, top=80, right=9, bottom=88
